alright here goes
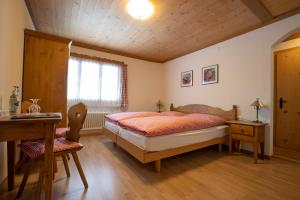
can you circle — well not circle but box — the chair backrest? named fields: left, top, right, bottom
left=66, top=102, right=88, bottom=142
left=21, top=100, right=32, bottom=113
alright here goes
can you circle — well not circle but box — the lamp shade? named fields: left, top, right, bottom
left=250, top=98, right=264, bottom=108
left=127, top=0, right=154, bottom=20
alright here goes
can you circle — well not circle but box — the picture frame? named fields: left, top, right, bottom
left=202, top=64, right=218, bottom=85
left=181, top=70, right=193, bottom=87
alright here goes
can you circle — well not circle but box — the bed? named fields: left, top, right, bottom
left=103, top=104, right=238, bottom=172
left=104, top=111, right=161, bottom=139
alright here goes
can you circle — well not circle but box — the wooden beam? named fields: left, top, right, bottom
left=241, top=0, right=273, bottom=22
left=72, top=41, right=163, bottom=63
left=272, top=6, right=300, bottom=25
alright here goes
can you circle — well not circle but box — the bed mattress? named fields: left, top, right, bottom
left=104, top=121, right=119, bottom=134
left=118, top=125, right=229, bottom=151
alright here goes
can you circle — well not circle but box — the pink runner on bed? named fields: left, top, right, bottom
left=105, top=112, right=161, bottom=124
left=118, top=113, right=226, bottom=137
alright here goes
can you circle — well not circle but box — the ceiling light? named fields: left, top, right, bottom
left=127, top=0, right=154, bottom=20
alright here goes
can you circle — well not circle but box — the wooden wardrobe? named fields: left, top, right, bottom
left=22, top=29, right=72, bottom=126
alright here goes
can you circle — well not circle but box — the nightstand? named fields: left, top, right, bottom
left=227, top=121, right=267, bottom=163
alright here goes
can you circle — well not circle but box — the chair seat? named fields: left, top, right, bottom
left=55, top=127, right=70, bottom=138
left=20, top=137, right=83, bottom=159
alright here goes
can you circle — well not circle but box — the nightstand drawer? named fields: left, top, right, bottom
left=230, top=124, right=254, bottom=136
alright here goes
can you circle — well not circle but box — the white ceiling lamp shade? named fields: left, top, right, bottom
left=127, top=0, right=154, bottom=20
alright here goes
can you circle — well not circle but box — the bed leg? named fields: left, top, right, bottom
left=218, top=144, right=222, bottom=152
left=154, top=160, right=161, bottom=172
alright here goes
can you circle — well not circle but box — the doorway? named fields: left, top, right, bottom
left=274, top=46, right=300, bottom=160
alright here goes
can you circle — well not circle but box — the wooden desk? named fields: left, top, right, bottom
left=0, top=114, right=61, bottom=200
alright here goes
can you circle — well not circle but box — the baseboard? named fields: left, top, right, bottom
left=272, top=155, right=300, bottom=163
left=274, top=146, right=300, bottom=161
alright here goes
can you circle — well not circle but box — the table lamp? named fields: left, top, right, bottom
left=250, top=98, right=264, bottom=123
left=156, top=100, right=164, bottom=113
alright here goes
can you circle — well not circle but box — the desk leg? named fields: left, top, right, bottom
left=44, top=124, right=54, bottom=200
left=7, top=141, right=16, bottom=191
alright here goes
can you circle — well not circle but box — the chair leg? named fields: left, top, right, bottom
left=17, top=160, right=32, bottom=198
left=62, top=155, right=70, bottom=177
left=15, top=154, right=30, bottom=174
left=36, top=163, right=44, bottom=200
left=71, top=152, right=88, bottom=188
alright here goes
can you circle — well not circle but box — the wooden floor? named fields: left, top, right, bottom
left=1, top=135, right=300, bottom=200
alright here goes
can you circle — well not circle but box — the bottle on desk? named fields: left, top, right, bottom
left=9, top=86, right=20, bottom=115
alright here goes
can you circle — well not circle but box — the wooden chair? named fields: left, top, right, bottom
left=16, top=100, right=69, bottom=173
left=17, top=102, right=88, bottom=198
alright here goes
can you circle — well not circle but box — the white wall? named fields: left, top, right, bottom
left=71, top=46, right=164, bottom=112
left=0, top=0, right=34, bottom=183
left=163, top=13, right=300, bottom=156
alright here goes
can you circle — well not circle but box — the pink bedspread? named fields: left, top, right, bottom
left=105, top=112, right=161, bottom=124
left=119, top=113, right=226, bottom=137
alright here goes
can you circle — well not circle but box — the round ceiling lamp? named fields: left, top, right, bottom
left=127, top=0, right=154, bottom=20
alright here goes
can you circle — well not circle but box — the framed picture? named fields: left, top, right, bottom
left=181, top=70, right=193, bottom=87
left=202, top=64, right=218, bottom=85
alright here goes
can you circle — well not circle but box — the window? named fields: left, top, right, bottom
left=67, top=54, right=128, bottom=112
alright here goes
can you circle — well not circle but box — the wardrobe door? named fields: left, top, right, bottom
left=23, top=30, right=71, bottom=127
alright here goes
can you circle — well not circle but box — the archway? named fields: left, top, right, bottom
left=272, top=28, right=300, bottom=160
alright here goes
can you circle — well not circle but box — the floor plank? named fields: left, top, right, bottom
left=1, top=136, right=300, bottom=200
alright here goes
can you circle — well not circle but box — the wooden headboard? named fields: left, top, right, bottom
left=170, top=104, right=238, bottom=121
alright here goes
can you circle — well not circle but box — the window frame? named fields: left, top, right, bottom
left=67, top=53, right=128, bottom=111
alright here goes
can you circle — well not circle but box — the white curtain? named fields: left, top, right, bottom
left=67, top=56, right=123, bottom=112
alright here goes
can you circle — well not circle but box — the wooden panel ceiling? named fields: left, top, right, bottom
left=25, top=0, right=300, bottom=62
left=260, top=0, right=300, bottom=17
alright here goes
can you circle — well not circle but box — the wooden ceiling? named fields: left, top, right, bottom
left=25, top=0, right=300, bottom=63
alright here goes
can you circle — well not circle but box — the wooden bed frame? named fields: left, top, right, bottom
left=103, top=104, right=238, bottom=172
